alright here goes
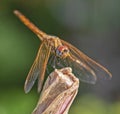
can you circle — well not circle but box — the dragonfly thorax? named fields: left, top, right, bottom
left=56, top=45, right=69, bottom=58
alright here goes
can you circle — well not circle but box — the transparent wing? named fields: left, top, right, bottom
left=59, top=39, right=112, bottom=84
left=37, top=41, right=51, bottom=92
left=50, top=54, right=96, bottom=84
left=24, top=41, right=51, bottom=93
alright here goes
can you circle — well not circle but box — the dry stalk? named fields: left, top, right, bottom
left=32, top=67, right=79, bottom=114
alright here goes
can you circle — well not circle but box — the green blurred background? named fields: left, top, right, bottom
left=0, top=0, right=120, bottom=114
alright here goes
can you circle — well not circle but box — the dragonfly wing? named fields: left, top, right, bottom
left=24, top=41, right=51, bottom=93
left=68, top=54, right=97, bottom=84
left=53, top=54, right=96, bottom=84
left=61, top=39, right=112, bottom=83
left=24, top=43, right=43, bottom=93
left=37, top=41, right=51, bottom=92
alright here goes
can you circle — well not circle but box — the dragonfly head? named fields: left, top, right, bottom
left=56, top=45, right=69, bottom=58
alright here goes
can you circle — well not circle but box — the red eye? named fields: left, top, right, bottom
left=57, top=45, right=68, bottom=52
left=56, top=45, right=69, bottom=57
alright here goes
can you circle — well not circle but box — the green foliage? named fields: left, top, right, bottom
left=0, top=88, right=38, bottom=114
left=69, top=95, right=120, bottom=114
left=0, top=91, right=120, bottom=114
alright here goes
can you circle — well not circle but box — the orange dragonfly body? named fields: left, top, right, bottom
left=14, top=10, right=112, bottom=93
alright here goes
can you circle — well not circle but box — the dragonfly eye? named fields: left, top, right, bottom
left=63, top=49, right=69, bottom=53
left=56, top=46, right=69, bottom=58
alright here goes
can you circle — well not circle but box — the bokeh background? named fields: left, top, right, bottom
left=0, top=0, right=120, bottom=114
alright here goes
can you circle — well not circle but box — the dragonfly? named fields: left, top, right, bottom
left=14, top=10, right=112, bottom=93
